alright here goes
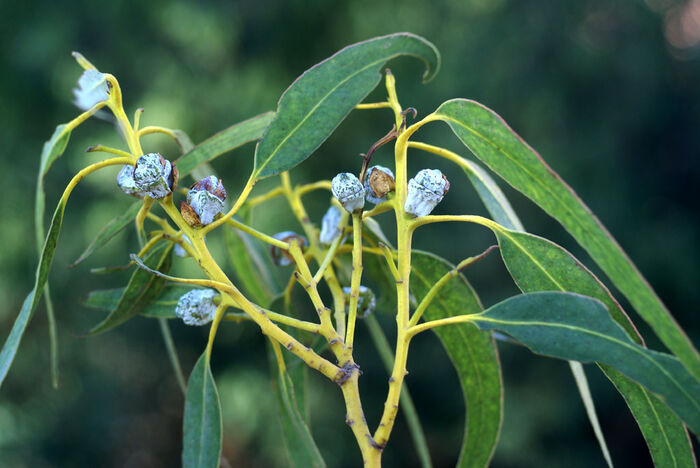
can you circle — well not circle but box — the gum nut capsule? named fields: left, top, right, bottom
left=364, top=165, right=395, bottom=205
left=186, top=175, right=227, bottom=226
left=73, top=69, right=110, bottom=111
left=331, top=173, right=365, bottom=212
left=133, top=153, right=174, bottom=199
left=271, top=231, right=308, bottom=266
left=320, top=206, right=343, bottom=245
left=175, top=288, right=218, bottom=326
left=404, top=169, right=450, bottom=217
left=342, top=285, right=376, bottom=318
left=117, top=164, right=143, bottom=198
left=174, top=234, right=194, bottom=258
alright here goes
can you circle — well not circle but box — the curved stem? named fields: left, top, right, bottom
left=345, top=213, right=364, bottom=350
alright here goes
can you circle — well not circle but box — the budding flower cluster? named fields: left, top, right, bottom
left=175, top=289, right=218, bottom=326
left=320, top=206, right=343, bottom=245
left=271, top=231, right=308, bottom=266
left=343, top=285, right=376, bottom=318
left=404, top=169, right=450, bottom=217
left=116, top=153, right=177, bottom=199
left=181, top=176, right=227, bottom=226
left=331, top=173, right=365, bottom=212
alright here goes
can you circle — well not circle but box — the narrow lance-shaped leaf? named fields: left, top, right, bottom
left=432, top=99, right=700, bottom=380
left=489, top=226, right=695, bottom=466
left=183, top=352, right=222, bottom=468
left=175, top=111, right=275, bottom=176
left=253, top=32, right=439, bottom=179
left=69, top=201, right=141, bottom=267
left=1, top=196, right=68, bottom=387
left=468, top=292, right=700, bottom=436
left=267, top=296, right=325, bottom=467
left=82, top=285, right=193, bottom=319
left=411, top=251, right=503, bottom=468
left=88, top=242, right=173, bottom=334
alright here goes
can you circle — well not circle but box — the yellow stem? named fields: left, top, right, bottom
left=138, top=125, right=179, bottom=141
left=201, top=174, right=256, bottom=234
left=297, top=180, right=332, bottom=196
left=345, top=213, right=364, bottom=349
left=225, top=218, right=289, bottom=249
left=85, top=145, right=133, bottom=159
left=407, top=314, right=480, bottom=337
left=355, top=102, right=392, bottom=110
left=245, top=186, right=285, bottom=208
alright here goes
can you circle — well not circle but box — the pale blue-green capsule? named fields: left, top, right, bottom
left=404, top=169, right=450, bottom=217
left=175, top=289, right=218, bottom=326
left=331, top=173, right=365, bottom=212
left=187, top=176, right=227, bottom=225
left=343, top=285, right=376, bottom=318
left=133, top=153, right=173, bottom=199
left=116, top=164, right=143, bottom=198
left=320, top=206, right=343, bottom=245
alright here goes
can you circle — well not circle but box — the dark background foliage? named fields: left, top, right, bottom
left=1, top=0, right=699, bottom=467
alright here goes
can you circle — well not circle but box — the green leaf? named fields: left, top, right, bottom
left=88, top=243, right=173, bottom=334
left=470, top=292, right=700, bottom=436
left=267, top=297, right=325, bottom=467
left=253, top=33, right=439, bottom=179
left=69, top=201, right=141, bottom=268
left=1, top=197, right=67, bottom=388
left=411, top=251, right=502, bottom=468
left=433, top=99, right=700, bottom=380
left=224, top=227, right=277, bottom=307
left=488, top=226, right=695, bottom=466
left=82, top=285, right=192, bottom=319
left=183, top=352, right=222, bottom=468
left=175, top=111, right=275, bottom=177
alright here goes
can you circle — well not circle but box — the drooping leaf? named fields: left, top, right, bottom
left=69, top=201, right=141, bottom=267
left=175, top=111, right=275, bottom=176
left=487, top=226, right=695, bottom=466
left=433, top=99, right=700, bottom=380
left=267, top=297, right=325, bottom=467
left=469, top=292, right=700, bottom=436
left=183, top=352, right=222, bottom=468
left=172, top=129, right=195, bottom=153
left=253, top=33, right=439, bottom=179
left=82, top=284, right=193, bottom=319
left=1, top=197, right=67, bottom=387
left=411, top=251, right=503, bottom=468
left=88, top=243, right=173, bottom=334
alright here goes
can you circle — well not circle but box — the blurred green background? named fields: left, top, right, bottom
left=1, top=0, right=699, bottom=467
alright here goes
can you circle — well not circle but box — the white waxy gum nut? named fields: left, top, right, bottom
left=342, top=285, right=376, bottom=318
left=331, top=173, right=365, bottom=212
left=404, top=169, right=450, bottom=217
left=133, top=153, right=173, bottom=199
left=117, top=165, right=142, bottom=197
left=364, top=165, right=395, bottom=205
left=175, top=289, right=218, bottom=326
left=271, top=231, right=308, bottom=266
left=186, top=176, right=227, bottom=226
left=320, top=206, right=343, bottom=245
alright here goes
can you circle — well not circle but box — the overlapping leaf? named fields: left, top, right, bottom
left=82, top=284, right=192, bottom=319
left=469, top=292, right=700, bottom=436
left=253, top=33, right=439, bottom=179
left=432, top=99, right=700, bottom=380
left=410, top=251, right=503, bottom=468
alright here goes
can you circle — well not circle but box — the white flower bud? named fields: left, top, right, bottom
left=186, top=176, right=227, bottom=225
left=331, top=173, right=365, bottom=212
left=175, top=289, right=218, bottom=326
left=73, top=69, right=110, bottom=111
left=174, top=234, right=194, bottom=258
left=404, top=169, right=450, bottom=217
left=343, top=286, right=376, bottom=318
left=271, top=231, right=307, bottom=266
left=320, top=206, right=343, bottom=245
left=116, top=165, right=143, bottom=198
left=133, top=153, right=174, bottom=199
left=364, top=165, right=395, bottom=205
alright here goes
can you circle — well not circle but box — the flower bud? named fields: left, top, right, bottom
left=320, top=206, right=343, bottom=245
left=185, top=176, right=227, bottom=226
left=175, top=289, right=218, bottom=326
left=133, top=153, right=175, bottom=199
left=117, top=164, right=143, bottom=198
left=404, top=169, right=450, bottom=217
left=343, top=285, right=376, bottom=318
left=271, top=231, right=308, bottom=266
left=331, top=173, right=365, bottom=212
left=364, top=165, right=395, bottom=205
left=73, top=69, right=110, bottom=111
